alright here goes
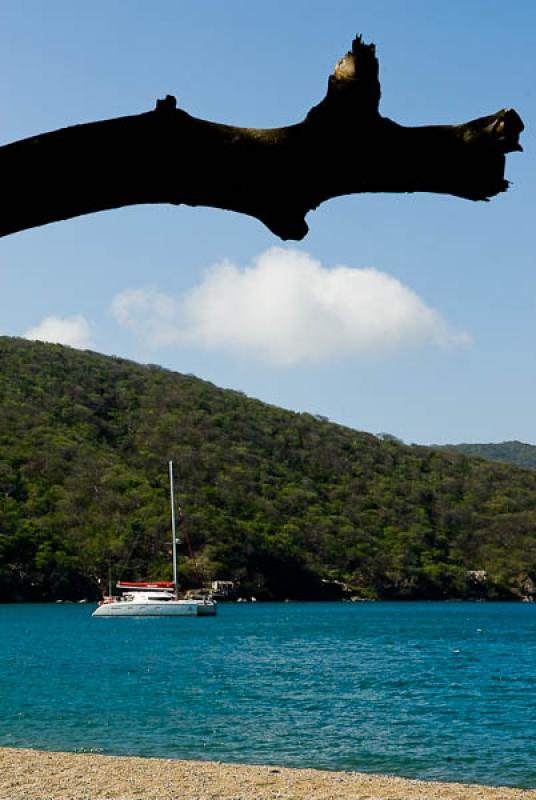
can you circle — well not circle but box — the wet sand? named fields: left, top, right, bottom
left=1, top=748, right=535, bottom=800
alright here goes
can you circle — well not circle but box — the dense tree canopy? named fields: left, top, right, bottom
left=1, top=336, right=535, bottom=602
left=436, top=441, right=536, bottom=471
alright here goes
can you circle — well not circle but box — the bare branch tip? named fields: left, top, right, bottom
left=351, top=35, right=376, bottom=57
left=155, top=95, right=177, bottom=112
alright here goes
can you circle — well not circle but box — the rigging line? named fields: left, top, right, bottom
left=178, top=503, right=204, bottom=584
left=115, top=485, right=167, bottom=579
left=115, top=523, right=145, bottom=579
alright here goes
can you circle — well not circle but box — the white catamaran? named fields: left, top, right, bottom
left=92, top=462, right=217, bottom=617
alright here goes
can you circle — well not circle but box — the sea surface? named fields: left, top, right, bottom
left=0, top=601, right=535, bottom=787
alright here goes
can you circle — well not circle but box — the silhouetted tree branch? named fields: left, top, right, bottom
left=0, top=36, right=524, bottom=241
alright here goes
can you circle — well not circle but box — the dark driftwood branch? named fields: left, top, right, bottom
left=0, top=36, right=524, bottom=241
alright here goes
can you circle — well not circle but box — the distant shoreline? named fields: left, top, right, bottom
left=1, top=597, right=534, bottom=604
left=1, top=748, right=535, bottom=800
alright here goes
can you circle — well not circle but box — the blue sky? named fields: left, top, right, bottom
left=0, top=1, right=534, bottom=445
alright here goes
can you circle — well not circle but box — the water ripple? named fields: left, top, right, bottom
left=0, top=602, right=535, bottom=787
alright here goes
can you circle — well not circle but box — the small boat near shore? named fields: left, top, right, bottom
left=93, top=463, right=217, bottom=618
left=93, top=581, right=216, bottom=617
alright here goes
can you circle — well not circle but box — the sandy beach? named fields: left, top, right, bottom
left=1, top=748, right=535, bottom=800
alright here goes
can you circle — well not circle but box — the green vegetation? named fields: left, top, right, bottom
left=1, top=336, right=536, bottom=602
left=435, top=441, right=536, bottom=470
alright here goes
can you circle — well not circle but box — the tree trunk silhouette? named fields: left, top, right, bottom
left=0, top=36, right=524, bottom=241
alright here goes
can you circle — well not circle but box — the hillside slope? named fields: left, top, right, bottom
left=435, top=441, right=536, bottom=471
left=1, top=336, right=536, bottom=602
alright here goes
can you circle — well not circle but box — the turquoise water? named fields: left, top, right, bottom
left=1, top=602, right=535, bottom=787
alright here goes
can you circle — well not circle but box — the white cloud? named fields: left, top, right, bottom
left=111, top=289, right=179, bottom=347
left=24, top=315, right=92, bottom=350
left=111, top=248, right=469, bottom=366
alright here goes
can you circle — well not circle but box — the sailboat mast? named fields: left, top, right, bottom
left=169, top=461, right=178, bottom=594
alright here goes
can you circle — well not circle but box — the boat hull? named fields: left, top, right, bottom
left=92, top=600, right=216, bottom=617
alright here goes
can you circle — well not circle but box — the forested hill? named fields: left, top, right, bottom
left=435, top=441, right=536, bottom=471
left=1, top=336, right=536, bottom=603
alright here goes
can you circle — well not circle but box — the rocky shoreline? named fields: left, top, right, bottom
left=1, top=748, right=535, bottom=800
